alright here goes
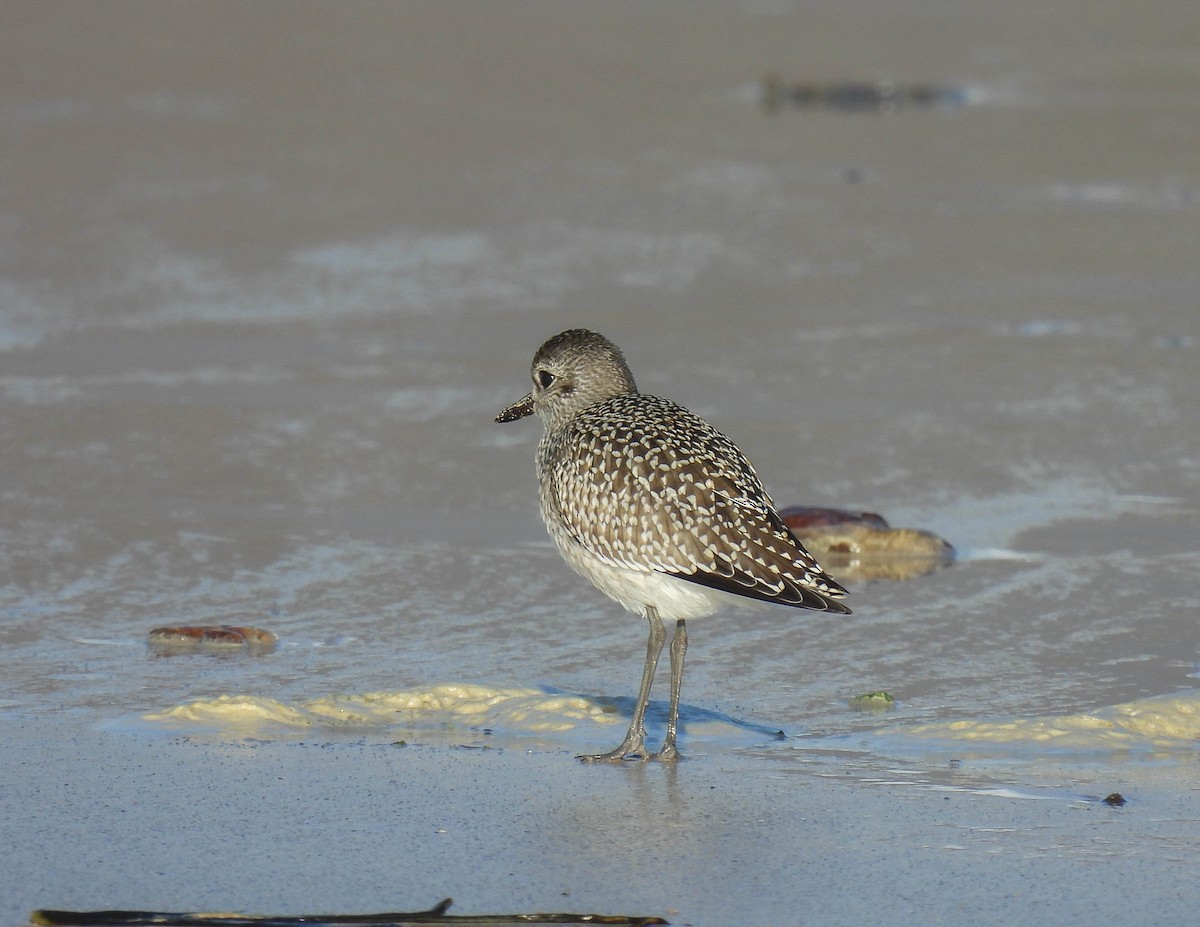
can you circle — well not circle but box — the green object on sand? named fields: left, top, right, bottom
left=850, top=691, right=896, bottom=711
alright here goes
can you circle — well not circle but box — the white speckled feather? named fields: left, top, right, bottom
left=538, top=393, right=847, bottom=613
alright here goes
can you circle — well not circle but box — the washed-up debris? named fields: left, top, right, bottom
left=780, top=505, right=954, bottom=582
left=147, top=625, right=277, bottom=655
left=30, top=899, right=668, bottom=927
left=761, top=74, right=969, bottom=113
left=849, top=691, right=896, bottom=712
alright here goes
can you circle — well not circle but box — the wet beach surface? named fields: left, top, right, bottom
left=3, top=2, right=1199, bottom=925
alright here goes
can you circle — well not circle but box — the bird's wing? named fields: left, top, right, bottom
left=543, top=396, right=849, bottom=613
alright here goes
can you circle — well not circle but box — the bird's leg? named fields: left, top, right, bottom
left=655, top=619, right=688, bottom=762
left=578, top=605, right=666, bottom=763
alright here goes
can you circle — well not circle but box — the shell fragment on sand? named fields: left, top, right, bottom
left=147, top=626, right=277, bottom=655
left=780, top=505, right=954, bottom=582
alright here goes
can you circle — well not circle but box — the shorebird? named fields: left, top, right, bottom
left=496, top=329, right=849, bottom=761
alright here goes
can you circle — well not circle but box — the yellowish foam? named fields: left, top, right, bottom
left=143, top=683, right=621, bottom=734
left=902, top=691, right=1200, bottom=749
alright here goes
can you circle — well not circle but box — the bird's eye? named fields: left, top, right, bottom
left=536, top=369, right=555, bottom=388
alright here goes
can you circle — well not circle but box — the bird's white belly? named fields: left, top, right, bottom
left=550, top=533, right=727, bottom=622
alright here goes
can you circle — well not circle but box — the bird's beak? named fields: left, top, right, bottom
left=495, top=392, right=535, bottom=423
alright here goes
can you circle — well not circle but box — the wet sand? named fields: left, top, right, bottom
left=3, top=2, right=1199, bottom=925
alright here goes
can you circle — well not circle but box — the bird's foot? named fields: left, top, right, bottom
left=577, top=733, right=651, bottom=763
left=577, top=739, right=683, bottom=764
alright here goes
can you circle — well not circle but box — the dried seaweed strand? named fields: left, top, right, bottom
left=30, top=900, right=668, bottom=927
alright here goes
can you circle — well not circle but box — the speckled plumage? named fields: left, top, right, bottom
left=538, top=390, right=848, bottom=613
left=496, top=328, right=849, bottom=761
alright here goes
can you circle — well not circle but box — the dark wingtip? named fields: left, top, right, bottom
left=670, top=569, right=852, bottom=614
left=823, top=596, right=852, bottom=615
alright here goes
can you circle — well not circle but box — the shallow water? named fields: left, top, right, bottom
left=3, top=2, right=1199, bottom=925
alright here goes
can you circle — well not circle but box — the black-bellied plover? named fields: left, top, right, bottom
left=496, top=329, right=850, bottom=762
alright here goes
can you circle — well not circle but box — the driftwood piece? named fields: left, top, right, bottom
left=30, top=899, right=668, bottom=927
